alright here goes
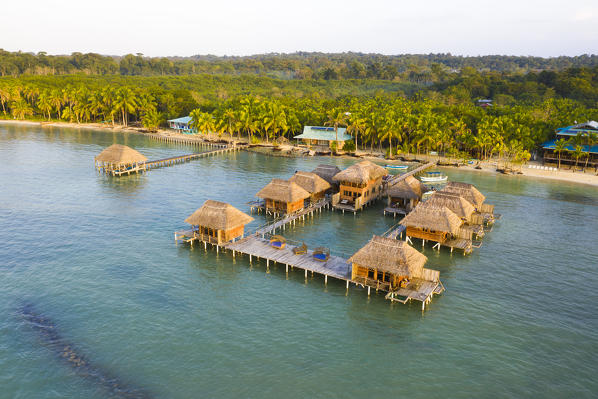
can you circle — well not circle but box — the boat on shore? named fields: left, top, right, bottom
left=420, top=171, right=448, bottom=183
left=385, top=164, right=408, bottom=170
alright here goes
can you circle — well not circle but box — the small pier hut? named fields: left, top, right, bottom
left=441, top=181, right=496, bottom=223
left=386, top=175, right=426, bottom=214
left=400, top=204, right=474, bottom=253
left=256, top=179, right=310, bottom=216
left=289, top=171, right=331, bottom=204
left=332, top=161, right=388, bottom=212
left=311, top=164, right=341, bottom=190
left=184, top=200, right=254, bottom=245
left=94, top=144, right=147, bottom=176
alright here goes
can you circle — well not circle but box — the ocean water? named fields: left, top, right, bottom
left=1, top=124, right=597, bottom=399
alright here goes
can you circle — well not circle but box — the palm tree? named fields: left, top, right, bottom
left=221, top=108, right=237, bottom=139
left=553, top=138, right=569, bottom=170
left=583, top=132, right=597, bottom=170
left=570, top=145, right=586, bottom=171
left=37, top=91, right=53, bottom=121
left=10, top=98, right=33, bottom=120
left=325, top=110, right=349, bottom=146
left=347, top=116, right=366, bottom=151
left=113, top=87, right=138, bottom=126
left=0, top=85, right=11, bottom=115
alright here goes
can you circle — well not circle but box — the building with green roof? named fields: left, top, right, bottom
left=294, top=126, right=352, bottom=150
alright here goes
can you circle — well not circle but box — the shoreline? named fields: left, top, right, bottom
left=2, top=119, right=597, bottom=188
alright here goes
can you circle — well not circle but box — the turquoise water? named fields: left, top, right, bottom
left=1, top=124, right=597, bottom=398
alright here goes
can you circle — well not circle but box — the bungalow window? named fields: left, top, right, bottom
left=368, top=269, right=375, bottom=279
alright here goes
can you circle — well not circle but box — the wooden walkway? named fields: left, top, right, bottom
left=385, top=162, right=435, bottom=187
left=145, top=146, right=241, bottom=170
left=145, top=133, right=231, bottom=147
left=253, top=199, right=331, bottom=236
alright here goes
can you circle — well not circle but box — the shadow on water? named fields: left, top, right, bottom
left=17, top=302, right=153, bottom=399
left=97, top=173, right=147, bottom=196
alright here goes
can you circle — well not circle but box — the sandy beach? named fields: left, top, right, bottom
left=2, top=119, right=597, bottom=187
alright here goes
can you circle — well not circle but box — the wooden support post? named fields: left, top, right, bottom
left=305, top=269, right=307, bottom=278
left=285, top=264, right=288, bottom=273
left=346, top=280, right=349, bottom=289
left=368, top=286, right=371, bottom=296
left=325, top=275, right=328, bottom=285
left=216, top=245, right=219, bottom=253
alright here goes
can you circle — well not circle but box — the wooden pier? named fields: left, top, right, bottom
left=385, top=162, right=435, bottom=187
left=145, top=133, right=231, bottom=148
left=144, top=146, right=241, bottom=170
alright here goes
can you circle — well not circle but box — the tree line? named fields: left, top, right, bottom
left=2, top=49, right=598, bottom=80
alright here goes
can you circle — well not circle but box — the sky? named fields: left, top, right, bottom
left=2, top=0, right=598, bottom=57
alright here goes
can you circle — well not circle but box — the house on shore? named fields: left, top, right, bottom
left=294, top=126, right=352, bottom=151
left=256, top=179, right=311, bottom=216
left=542, top=121, right=598, bottom=169
left=332, top=161, right=388, bottom=212
left=167, top=116, right=196, bottom=134
left=184, top=200, right=254, bottom=245
left=289, top=171, right=331, bottom=204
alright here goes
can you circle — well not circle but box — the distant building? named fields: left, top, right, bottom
left=167, top=116, right=196, bottom=134
left=542, top=121, right=598, bottom=167
left=293, top=126, right=352, bottom=150
left=476, top=99, right=493, bottom=108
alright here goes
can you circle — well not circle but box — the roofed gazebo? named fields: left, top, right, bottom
left=94, top=144, right=147, bottom=176
left=184, top=200, right=254, bottom=245
left=256, top=179, right=310, bottom=216
left=289, top=171, right=331, bottom=204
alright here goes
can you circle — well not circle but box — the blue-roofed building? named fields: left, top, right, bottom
left=293, top=126, right=352, bottom=150
left=542, top=121, right=598, bottom=168
left=167, top=116, right=196, bottom=134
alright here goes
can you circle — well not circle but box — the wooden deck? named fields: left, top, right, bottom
left=383, top=206, right=407, bottom=217
left=224, top=235, right=352, bottom=281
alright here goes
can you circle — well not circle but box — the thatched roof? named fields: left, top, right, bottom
left=94, top=144, right=147, bottom=165
left=256, top=179, right=310, bottom=203
left=348, top=235, right=427, bottom=278
left=400, top=204, right=463, bottom=234
left=442, top=182, right=486, bottom=208
left=423, top=192, right=475, bottom=220
left=388, top=175, right=425, bottom=199
left=333, top=161, right=388, bottom=185
left=289, top=171, right=331, bottom=194
left=185, top=200, right=253, bottom=230
left=311, top=164, right=342, bottom=185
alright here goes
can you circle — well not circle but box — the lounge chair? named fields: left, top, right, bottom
left=312, top=247, right=330, bottom=262
left=292, top=243, right=307, bottom=255
left=269, top=235, right=286, bottom=249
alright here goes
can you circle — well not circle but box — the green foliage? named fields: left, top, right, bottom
left=330, top=141, right=338, bottom=152
left=342, top=140, right=356, bottom=152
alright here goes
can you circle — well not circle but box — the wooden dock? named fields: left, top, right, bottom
left=145, top=133, right=231, bottom=148
left=145, top=146, right=241, bottom=170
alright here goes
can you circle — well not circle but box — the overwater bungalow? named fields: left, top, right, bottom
left=423, top=192, right=484, bottom=238
left=348, top=235, right=443, bottom=307
left=289, top=171, right=331, bottom=204
left=385, top=175, right=426, bottom=216
left=182, top=200, right=254, bottom=245
left=332, top=161, right=388, bottom=212
left=256, top=179, right=310, bottom=216
left=94, top=144, right=147, bottom=176
left=311, top=164, right=341, bottom=188
left=400, top=204, right=474, bottom=254
left=441, top=181, right=496, bottom=223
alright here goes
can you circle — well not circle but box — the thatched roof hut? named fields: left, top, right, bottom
left=311, top=164, right=341, bottom=185
left=388, top=175, right=425, bottom=199
left=256, top=179, right=310, bottom=203
left=442, top=182, right=485, bottom=208
left=289, top=171, right=331, bottom=194
left=423, top=192, right=475, bottom=221
left=400, top=204, right=463, bottom=234
left=185, top=200, right=253, bottom=230
left=94, top=144, right=147, bottom=165
left=333, top=160, right=388, bottom=185
left=349, top=235, right=427, bottom=278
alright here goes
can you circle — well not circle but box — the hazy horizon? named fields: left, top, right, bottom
left=3, top=0, right=598, bottom=58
